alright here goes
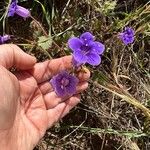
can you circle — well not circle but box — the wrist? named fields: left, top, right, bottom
left=0, top=129, right=17, bottom=150
left=0, top=127, right=33, bottom=150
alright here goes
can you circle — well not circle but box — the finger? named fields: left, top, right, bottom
left=39, top=68, right=90, bottom=95
left=0, top=44, right=36, bottom=69
left=39, top=82, right=53, bottom=95
left=15, top=71, right=38, bottom=106
left=77, top=67, right=90, bottom=81
left=29, top=56, right=72, bottom=83
left=47, top=95, right=80, bottom=128
left=44, top=82, right=88, bottom=109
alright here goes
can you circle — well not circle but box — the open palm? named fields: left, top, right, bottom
left=0, top=44, right=89, bottom=150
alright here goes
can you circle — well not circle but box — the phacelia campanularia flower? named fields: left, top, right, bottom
left=119, top=27, right=135, bottom=45
left=68, top=32, right=105, bottom=66
left=0, top=35, right=10, bottom=44
left=8, top=0, right=30, bottom=18
left=50, top=71, right=79, bottom=97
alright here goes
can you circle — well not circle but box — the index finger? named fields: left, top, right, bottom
left=29, top=56, right=72, bottom=83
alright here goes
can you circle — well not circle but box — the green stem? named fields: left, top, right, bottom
left=69, top=126, right=148, bottom=138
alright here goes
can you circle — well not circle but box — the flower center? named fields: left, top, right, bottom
left=61, top=78, right=70, bottom=88
left=81, top=44, right=90, bottom=55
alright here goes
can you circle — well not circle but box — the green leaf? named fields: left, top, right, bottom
left=37, top=36, right=52, bottom=50
left=69, top=126, right=148, bottom=138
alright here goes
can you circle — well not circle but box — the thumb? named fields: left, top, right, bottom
left=0, top=44, right=36, bottom=69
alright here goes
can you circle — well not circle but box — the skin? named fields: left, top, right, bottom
left=0, top=44, right=90, bottom=150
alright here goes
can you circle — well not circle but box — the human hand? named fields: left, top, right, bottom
left=0, top=44, right=90, bottom=150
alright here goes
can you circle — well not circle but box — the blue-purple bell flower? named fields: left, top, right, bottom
left=68, top=32, right=105, bottom=66
left=119, top=27, right=135, bottom=45
left=0, top=35, right=10, bottom=44
left=50, top=71, right=79, bottom=97
left=8, top=0, right=30, bottom=18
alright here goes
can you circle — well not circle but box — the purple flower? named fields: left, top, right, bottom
left=0, top=35, right=10, bottom=44
left=50, top=71, right=79, bottom=97
left=8, top=0, right=30, bottom=18
left=119, top=27, right=135, bottom=45
left=68, top=32, right=105, bottom=66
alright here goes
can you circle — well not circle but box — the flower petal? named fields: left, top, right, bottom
left=8, top=2, right=17, bottom=17
left=0, top=35, right=10, bottom=44
left=80, top=32, right=94, bottom=43
left=119, top=27, right=135, bottom=45
left=66, top=84, right=76, bottom=95
left=55, top=86, right=66, bottom=97
left=91, top=41, right=105, bottom=54
left=66, top=76, right=78, bottom=95
left=68, top=37, right=83, bottom=51
left=50, top=75, right=66, bottom=97
left=120, top=34, right=134, bottom=45
left=86, top=53, right=101, bottom=66
left=73, top=50, right=87, bottom=64
left=72, top=57, right=82, bottom=67
left=125, top=27, right=134, bottom=35
left=15, top=5, right=30, bottom=18
left=0, top=36, right=2, bottom=44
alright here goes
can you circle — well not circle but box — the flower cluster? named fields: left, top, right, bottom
left=68, top=32, right=105, bottom=66
left=50, top=28, right=135, bottom=97
left=50, top=32, right=105, bottom=97
left=119, top=27, right=135, bottom=45
left=8, top=0, right=30, bottom=18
